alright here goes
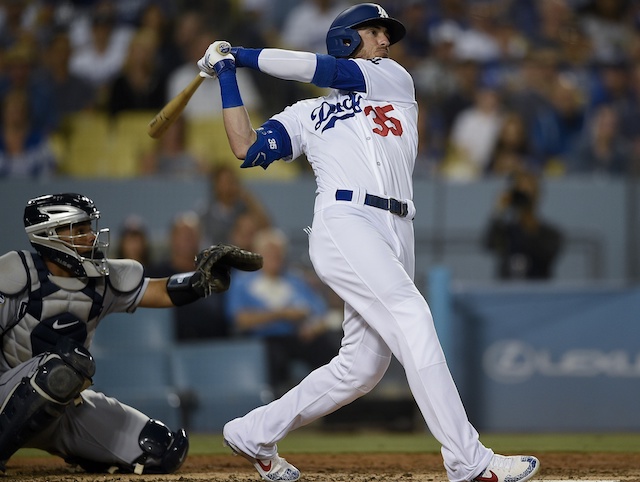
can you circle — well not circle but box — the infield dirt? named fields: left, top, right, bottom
left=6, top=453, right=640, bottom=482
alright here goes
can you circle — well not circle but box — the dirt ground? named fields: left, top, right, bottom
left=5, top=453, right=640, bottom=482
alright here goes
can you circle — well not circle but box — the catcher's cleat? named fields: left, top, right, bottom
left=223, top=439, right=300, bottom=482
left=472, top=454, right=540, bottom=482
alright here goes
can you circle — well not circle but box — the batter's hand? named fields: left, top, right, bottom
left=197, top=41, right=235, bottom=79
left=193, top=243, right=263, bottom=294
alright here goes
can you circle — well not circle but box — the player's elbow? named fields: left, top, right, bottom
left=229, top=131, right=258, bottom=160
left=231, top=143, right=249, bottom=160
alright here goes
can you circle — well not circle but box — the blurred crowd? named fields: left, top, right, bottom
left=113, top=165, right=343, bottom=392
left=1, top=0, right=640, bottom=181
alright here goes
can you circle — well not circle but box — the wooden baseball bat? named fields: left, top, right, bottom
left=147, top=73, right=205, bottom=139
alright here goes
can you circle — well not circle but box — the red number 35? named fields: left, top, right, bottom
left=364, top=105, right=403, bottom=137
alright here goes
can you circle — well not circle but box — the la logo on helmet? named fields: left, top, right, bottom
left=376, top=5, right=389, bottom=18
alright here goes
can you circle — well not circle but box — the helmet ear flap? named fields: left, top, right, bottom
left=326, top=27, right=362, bottom=58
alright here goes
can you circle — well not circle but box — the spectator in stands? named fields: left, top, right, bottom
left=163, top=9, right=205, bottom=73
left=0, top=88, right=57, bottom=179
left=136, top=2, right=182, bottom=78
left=228, top=212, right=262, bottom=252
left=450, top=0, right=502, bottom=64
left=0, top=41, right=56, bottom=134
left=106, top=27, right=166, bottom=116
left=139, top=116, right=206, bottom=178
left=588, top=57, right=633, bottom=110
left=503, top=48, right=560, bottom=137
left=225, top=228, right=339, bottom=396
left=147, top=211, right=229, bottom=341
left=566, top=103, right=632, bottom=175
left=114, top=215, right=152, bottom=269
left=279, top=0, right=349, bottom=54
left=392, top=1, right=430, bottom=70
left=578, top=0, right=634, bottom=64
left=413, top=20, right=458, bottom=103
left=68, top=3, right=135, bottom=106
left=197, top=164, right=271, bottom=247
left=528, top=0, right=576, bottom=51
left=483, top=169, right=563, bottom=280
left=486, top=111, right=539, bottom=176
left=437, top=58, right=482, bottom=140
left=443, top=82, right=504, bottom=180
left=532, top=75, right=587, bottom=173
left=0, top=0, right=28, bottom=49
left=616, top=61, right=640, bottom=163
left=43, top=31, right=97, bottom=130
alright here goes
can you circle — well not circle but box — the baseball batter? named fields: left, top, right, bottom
left=0, top=193, right=262, bottom=474
left=197, top=3, right=541, bottom=482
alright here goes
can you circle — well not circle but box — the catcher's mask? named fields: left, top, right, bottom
left=24, top=193, right=110, bottom=277
left=326, top=3, right=406, bottom=58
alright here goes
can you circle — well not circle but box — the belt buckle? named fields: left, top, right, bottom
left=389, top=198, right=407, bottom=217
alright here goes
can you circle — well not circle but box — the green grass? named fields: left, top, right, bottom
left=15, top=430, right=640, bottom=459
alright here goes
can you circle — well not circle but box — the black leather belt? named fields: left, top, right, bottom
left=335, top=190, right=408, bottom=217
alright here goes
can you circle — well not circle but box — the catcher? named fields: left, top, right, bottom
left=0, top=193, right=262, bottom=474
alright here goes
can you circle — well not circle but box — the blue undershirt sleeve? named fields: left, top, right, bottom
left=233, top=47, right=261, bottom=69
left=312, top=55, right=366, bottom=92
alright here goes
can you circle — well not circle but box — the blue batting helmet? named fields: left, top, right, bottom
left=326, top=3, right=406, bottom=58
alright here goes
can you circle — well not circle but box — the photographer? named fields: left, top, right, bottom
left=483, top=170, right=564, bottom=280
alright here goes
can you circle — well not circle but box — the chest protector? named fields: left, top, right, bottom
left=1, top=251, right=105, bottom=368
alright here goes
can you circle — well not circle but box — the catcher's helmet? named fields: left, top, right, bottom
left=24, top=193, right=110, bottom=277
left=326, top=3, right=406, bottom=58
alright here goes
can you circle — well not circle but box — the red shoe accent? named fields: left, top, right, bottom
left=475, top=471, right=499, bottom=482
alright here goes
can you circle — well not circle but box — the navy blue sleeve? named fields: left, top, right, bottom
left=312, top=54, right=366, bottom=92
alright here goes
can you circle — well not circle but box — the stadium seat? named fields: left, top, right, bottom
left=58, top=111, right=111, bottom=177
left=92, top=349, right=181, bottom=430
left=184, top=116, right=239, bottom=168
left=91, top=309, right=174, bottom=354
left=170, top=339, right=273, bottom=432
left=107, top=111, right=157, bottom=178
left=90, top=309, right=181, bottom=429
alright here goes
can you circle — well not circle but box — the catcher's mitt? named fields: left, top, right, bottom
left=193, top=243, right=263, bottom=295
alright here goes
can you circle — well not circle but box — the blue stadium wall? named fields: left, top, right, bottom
left=1, top=176, right=639, bottom=432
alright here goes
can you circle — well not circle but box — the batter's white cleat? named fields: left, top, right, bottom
left=472, top=454, right=540, bottom=482
left=224, top=439, right=300, bottom=482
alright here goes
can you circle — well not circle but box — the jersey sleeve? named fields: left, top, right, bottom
left=270, top=103, right=306, bottom=162
left=352, top=58, right=416, bottom=104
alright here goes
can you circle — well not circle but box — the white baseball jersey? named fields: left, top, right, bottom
left=273, top=57, right=418, bottom=200
left=224, top=52, right=493, bottom=482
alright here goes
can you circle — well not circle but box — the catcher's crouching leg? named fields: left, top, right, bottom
left=70, top=419, right=189, bottom=475
left=0, top=342, right=95, bottom=471
left=134, top=419, right=189, bottom=474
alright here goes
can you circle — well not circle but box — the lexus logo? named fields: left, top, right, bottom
left=483, top=340, right=640, bottom=383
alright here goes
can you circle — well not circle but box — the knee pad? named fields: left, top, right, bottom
left=133, top=419, right=189, bottom=474
left=53, top=337, right=96, bottom=382
left=0, top=345, right=95, bottom=467
left=34, top=351, right=94, bottom=404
